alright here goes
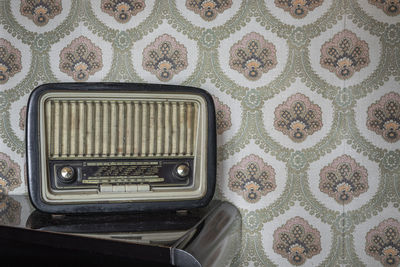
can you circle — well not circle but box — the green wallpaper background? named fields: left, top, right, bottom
left=1, top=0, right=400, bottom=266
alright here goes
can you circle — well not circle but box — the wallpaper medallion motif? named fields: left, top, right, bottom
left=319, top=154, right=368, bottom=205
left=367, top=92, right=400, bottom=143
left=142, top=34, right=188, bottom=82
left=273, top=216, right=322, bottom=266
left=0, top=195, right=21, bottom=226
left=274, top=0, right=324, bottom=19
left=20, top=0, right=62, bottom=26
left=273, top=93, right=323, bottom=143
left=101, top=0, right=145, bottom=23
left=185, top=0, right=233, bottom=21
left=59, top=36, right=103, bottom=81
left=320, top=29, right=370, bottom=80
left=0, top=38, right=22, bottom=84
left=229, top=32, right=277, bottom=81
left=368, top=0, right=400, bottom=16
left=228, top=154, right=276, bottom=203
left=1, top=0, right=400, bottom=265
left=0, top=152, right=21, bottom=194
left=213, top=95, right=232, bottom=135
left=365, top=218, right=400, bottom=266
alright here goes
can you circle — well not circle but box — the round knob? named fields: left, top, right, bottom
left=176, top=164, right=190, bottom=178
left=60, top=166, right=75, bottom=181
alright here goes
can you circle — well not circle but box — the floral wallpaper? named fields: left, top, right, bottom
left=0, top=0, right=399, bottom=266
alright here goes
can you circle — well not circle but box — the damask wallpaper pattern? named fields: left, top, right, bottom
left=0, top=0, right=399, bottom=266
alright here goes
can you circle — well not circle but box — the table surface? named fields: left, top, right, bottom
left=0, top=194, right=241, bottom=267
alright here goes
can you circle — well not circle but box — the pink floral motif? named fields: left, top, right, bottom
left=273, top=217, right=322, bottom=266
left=228, top=154, right=276, bottom=203
left=274, top=0, right=324, bottom=19
left=274, top=93, right=323, bottom=142
left=142, top=34, right=188, bottom=82
left=367, top=92, right=400, bottom=143
left=229, top=32, right=277, bottom=81
left=368, top=0, right=400, bottom=16
left=320, top=30, right=370, bottom=80
left=366, top=218, right=400, bottom=266
left=20, top=0, right=62, bottom=26
left=212, top=96, right=232, bottom=135
left=0, top=195, right=21, bottom=226
left=186, top=0, right=233, bottom=21
left=319, top=155, right=368, bottom=204
left=0, top=152, right=21, bottom=194
left=101, top=0, right=145, bottom=23
left=0, top=39, right=22, bottom=85
left=59, top=36, right=103, bottom=81
left=19, top=106, right=27, bottom=131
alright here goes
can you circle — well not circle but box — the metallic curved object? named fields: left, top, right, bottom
left=14, top=200, right=241, bottom=266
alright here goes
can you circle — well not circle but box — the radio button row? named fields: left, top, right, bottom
left=100, top=184, right=151, bottom=193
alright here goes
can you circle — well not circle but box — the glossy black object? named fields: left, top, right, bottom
left=0, top=196, right=241, bottom=267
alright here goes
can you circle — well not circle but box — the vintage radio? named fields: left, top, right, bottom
left=26, top=83, right=216, bottom=213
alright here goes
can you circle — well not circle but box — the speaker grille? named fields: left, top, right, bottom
left=45, top=99, right=199, bottom=158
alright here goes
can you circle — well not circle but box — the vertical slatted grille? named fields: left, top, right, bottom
left=45, top=99, right=198, bottom=158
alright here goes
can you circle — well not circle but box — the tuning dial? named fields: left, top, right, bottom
left=176, top=164, right=190, bottom=178
left=60, top=166, right=75, bottom=182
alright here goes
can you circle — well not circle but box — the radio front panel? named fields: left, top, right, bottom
left=26, top=83, right=216, bottom=213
